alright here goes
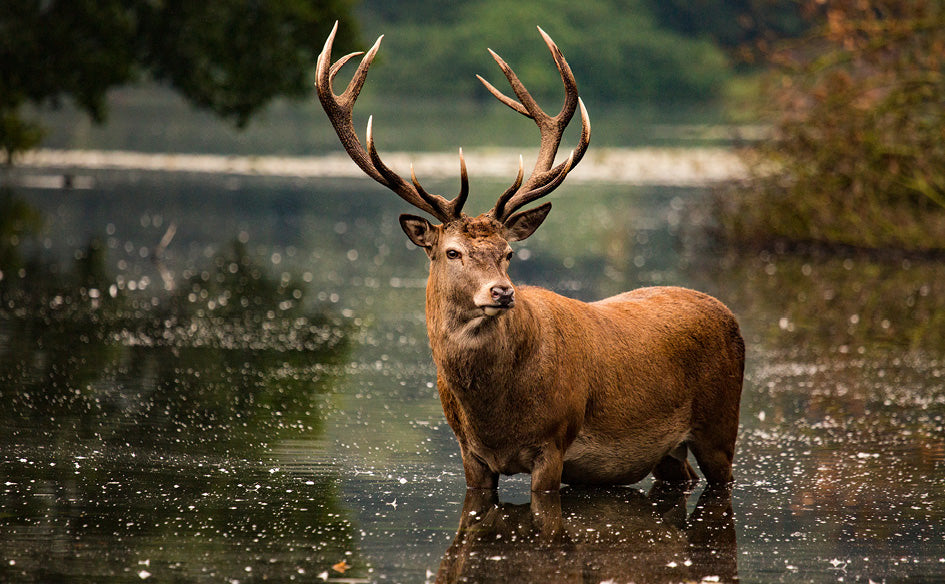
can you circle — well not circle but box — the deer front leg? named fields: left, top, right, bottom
left=529, top=491, right=564, bottom=541
left=461, top=448, right=499, bottom=490
left=530, top=445, right=564, bottom=492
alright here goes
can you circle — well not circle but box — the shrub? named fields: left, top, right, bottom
left=718, top=0, right=945, bottom=253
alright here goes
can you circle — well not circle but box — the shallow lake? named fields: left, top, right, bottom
left=1, top=170, right=943, bottom=583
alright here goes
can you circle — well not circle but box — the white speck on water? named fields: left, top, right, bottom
left=829, top=558, right=848, bottom=571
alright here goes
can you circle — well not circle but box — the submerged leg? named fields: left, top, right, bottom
left=690, top=440, right=734, bottom=484
left=652, top=442, right=699, bottom=483
left=690, top=417, right=737, bottom=484
left=461, top=448, right=499, bottom=490
left=689, top=341, right=743, bottom=485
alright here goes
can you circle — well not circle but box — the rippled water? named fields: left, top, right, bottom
left=1, top=171, right=943, bottom=582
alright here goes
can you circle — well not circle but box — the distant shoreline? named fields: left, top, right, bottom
left=12, top=147, right=747, bottom=188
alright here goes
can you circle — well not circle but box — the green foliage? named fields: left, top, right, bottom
left=644, top=0, right=808, bottom=56
left=137, top=0, right=356, bottom=127
left=0, top=113, right=45, bottom=164
left=1, top=0, right=746, bottom=159
left=358, top=0, right=461, bottom=25
left=361, top=0, right=733, bottom=104
left=0, top=0, right=137, bottom=161
left=0, top=0, right=358, bottom=160
left=718, top=0, right=945, bottom=253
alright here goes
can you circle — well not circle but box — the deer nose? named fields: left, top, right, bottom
left=491, top=285, right=515, bottom=306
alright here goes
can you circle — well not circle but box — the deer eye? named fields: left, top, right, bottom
left=505, top=251, right=514, bottom=262
left=445, top=249, right=462, bottom=260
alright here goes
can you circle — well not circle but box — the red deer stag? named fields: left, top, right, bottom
left=316, top=22, right=744, bottom=492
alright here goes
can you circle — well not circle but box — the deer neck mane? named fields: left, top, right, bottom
left=425, top=285, right=540, bottom=389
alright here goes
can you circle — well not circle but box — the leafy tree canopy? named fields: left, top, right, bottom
left=0, top=0, right=357, bottom=160
left=359, top=0, right=732, bottom=104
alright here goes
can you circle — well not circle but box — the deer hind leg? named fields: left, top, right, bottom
left=690, top=385, right=741, bottom=484
left=652, top=442, right=699, bottom=483
left=690, top=326, right=744, bottom=484
left=690, top=441, right=734, bottom=484
left=689, top=421, right=737, bottom=484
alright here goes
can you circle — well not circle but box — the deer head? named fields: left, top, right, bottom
left=316, top=22, right=590, bottom=320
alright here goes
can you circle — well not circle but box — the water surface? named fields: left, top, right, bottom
left=1, top=171, right=943, bottom=582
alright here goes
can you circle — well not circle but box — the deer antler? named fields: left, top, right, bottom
left=315, top=21, right=468, bottom=223
left=478, top=27, right=591, bottom=223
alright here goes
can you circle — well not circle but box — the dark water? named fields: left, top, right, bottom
left=1, top=170, right=943, bottom=583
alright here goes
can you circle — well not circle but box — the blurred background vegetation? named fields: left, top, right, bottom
left=3, top=0, right=945, bottom=254
left=715, top=0, right=945, bottom=255
left=1, top=0, right=807, bottom=159
left=0, top=0, right=360, bottom=159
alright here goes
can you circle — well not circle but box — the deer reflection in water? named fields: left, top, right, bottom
left=437, top=485, right=737, bottom=584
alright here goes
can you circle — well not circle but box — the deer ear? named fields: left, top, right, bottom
left=399, top=214, right=437, bottom=249
left=503, top=202, right=551, bottom=242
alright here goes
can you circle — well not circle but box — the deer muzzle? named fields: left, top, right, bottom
left=480, top=284, right=515, bottom=316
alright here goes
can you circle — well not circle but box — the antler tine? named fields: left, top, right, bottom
left=453, top=148, right=470, bottom=218
left=408, top=149, right=469, bottom=220
left=497, top=100, right=590, bottom=222
left=483, top=28, right=591, bottom=222
left=537, top=26, right=579, bottom=123
left=476, top=56, right=531, bottom=118
left=328, top=51, right=363, bottom=82
left=508, top=149, right=577, bottom=215
left=365, top=117, right=465, bottom=223
left=493, top=155, right=524, bottom=222
left=315, top=21, right=466, bottom=223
